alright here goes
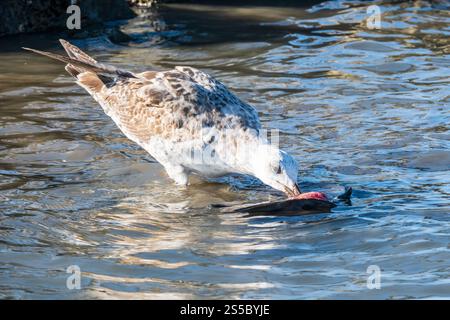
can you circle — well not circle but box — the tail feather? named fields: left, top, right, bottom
left=59, top=39, right=98, bottom=65
left=64, top=64, right=82, bottom=78
left=22, top=39, right=136, bottom=80
left=60, top=39, right=97, bottom=78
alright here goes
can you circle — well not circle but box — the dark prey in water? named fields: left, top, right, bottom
left=217, top=187, right=353, bottom=216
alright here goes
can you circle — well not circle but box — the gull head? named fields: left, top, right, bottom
left=250, top=146, right=301, bottom=197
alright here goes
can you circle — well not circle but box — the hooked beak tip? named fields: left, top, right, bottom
left=285, top=183, right=301, bottom=197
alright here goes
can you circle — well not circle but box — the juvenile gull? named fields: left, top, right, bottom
left=23, top=40, right=301, bottom=196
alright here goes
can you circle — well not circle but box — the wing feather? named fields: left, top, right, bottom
left=92, top=67, right=261, bottom=145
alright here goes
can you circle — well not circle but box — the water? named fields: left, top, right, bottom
left=0, top=1, right=449, bottom=299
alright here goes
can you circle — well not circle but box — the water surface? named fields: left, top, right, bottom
left=0, top=1, right=449, bottom=299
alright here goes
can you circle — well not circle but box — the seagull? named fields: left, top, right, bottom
left=23, top=40, right=301, bottom=196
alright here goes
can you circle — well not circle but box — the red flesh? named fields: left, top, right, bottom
left=291, top=191, right=328, bottom=201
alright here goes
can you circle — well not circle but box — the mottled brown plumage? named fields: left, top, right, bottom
left=23, top=40, right=301, bottom=196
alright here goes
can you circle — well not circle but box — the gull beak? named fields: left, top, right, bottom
left=284, top=183, right=301, bottom=197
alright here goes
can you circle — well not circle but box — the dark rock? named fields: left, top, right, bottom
left=0, top=0, right=135, bottom=37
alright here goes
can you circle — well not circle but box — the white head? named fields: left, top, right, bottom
left=249, top=146, right=301, bottom=197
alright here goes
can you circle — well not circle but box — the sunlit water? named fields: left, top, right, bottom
left=0, top=1, right=449, bottom=299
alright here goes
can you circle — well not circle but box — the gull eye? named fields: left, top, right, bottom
left=271, top=163, right=282, bottom=174
left=276, top=165, right=282, bottom=174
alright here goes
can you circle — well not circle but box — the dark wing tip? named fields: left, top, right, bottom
left=22, top=47, right=51, bottom=56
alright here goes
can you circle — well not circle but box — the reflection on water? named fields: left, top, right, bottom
left=0, top=1, right=449, bottom=299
